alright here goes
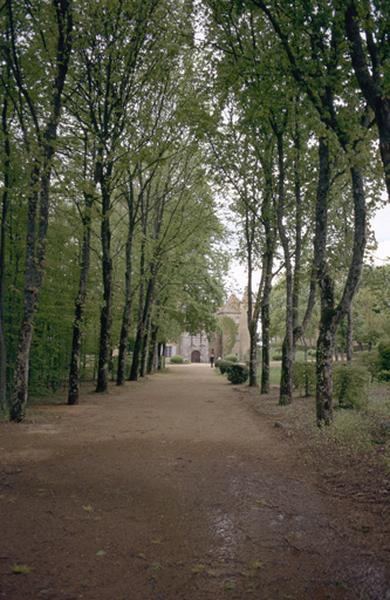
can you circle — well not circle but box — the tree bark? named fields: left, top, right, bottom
left=344, top=1, right=390, bottom=200
left=9, top=0, right=73, bottom=421
left=129, top=232, right=146, bottom=382
left=146, top=322, right=158, bottom=375
left=313, top=138, right=334, bottom=426
left=117, top=184, right=136, bottom=385
left=68, top=193, right=93, bottom=405
left=0, top=94, right=10, bottom=411
left=139, top=311, right=152, bottom=377
left=346, top=305, right=353, bottom=363
left=260, top=182, right=275, bottom=394
left=96, top=177, right=113, bottom=393
left=275, top=128, right=293, bottom=405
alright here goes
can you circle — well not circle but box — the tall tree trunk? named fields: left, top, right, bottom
left=344, top=2, right=390, bottom=200
left=117, top=217, right=135, bottom=385
left=316, top=281, right=336, bottom=426
left=260, top=174, right=275, bottom=395
left=96, top=178, right=113, bottom=393
left=314, top=145, right=366, bottom=425
left=157, top=342, right=163, bottom=370
left=10, top=166, right=45, bottom=421
left=246, top=235, right=257, bottom=386
left=129, top=241, right=146, bottom=382
left=68, top=194, right=93, bottom=405
left=275, top=128, right=293, bottom=405
left=346, top=305, right=353, bottom=363
left=140, top=311, right=152, bottom=377
left=248, top=321, right=258, bottom=386
left=0, top=95, right=10, bottom=411
left=9, top=0, right=73, bottom=421
left=147, top=323, right=158, bottom=375
left=260, top=292, right=271, bottom=393
left=292, top=116, right=302, bottom=358
left=314, top=138, right=333, bottom=426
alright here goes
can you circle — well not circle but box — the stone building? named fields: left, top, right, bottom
left=172, top=293, right=250, bottom=363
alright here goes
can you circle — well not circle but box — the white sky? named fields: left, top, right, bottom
left=226, top=203, right=390, bottom=295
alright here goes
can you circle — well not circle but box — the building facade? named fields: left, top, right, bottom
left=173, top=293, right=250, bottom=363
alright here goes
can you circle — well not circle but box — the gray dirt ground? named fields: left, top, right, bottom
left=0, top=364, right=389, bottom=600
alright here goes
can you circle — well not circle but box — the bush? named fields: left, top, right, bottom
left=224, top=354, right=238, bottom=363
left=272, top=353, right=283, bottom=361
left=355, top=350, right=380, bottom=381
left=216, top=359, right=234, bottom=374
left=378, top=341, right=390, bottom=371
left=333, top=364, right=369, bottom=410
left=226, top=363, right=249, bottom=384
left=293, top=362, right=316, bottom=396
left=170, top=354, right=184, bottom=364
left=378, top=370, right=390, bottom=382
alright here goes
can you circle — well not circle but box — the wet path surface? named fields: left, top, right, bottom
left=0, top=365, right=389, bottom=599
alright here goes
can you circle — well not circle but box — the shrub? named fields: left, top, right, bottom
left=355, top=350, right=380, bottom=381
left=378, top=370, right=390, bottom=382
left=333, top=364, right=369, bottom=410
left=170, top=354, right=184, bottom=364
left=378, top=341, right=390, bottom=371
left=293, top=362, right=316, bottom=396
left=272, top=353, right=283, bottom=361
left=226, top=363, right=249, bottom=384
left=216, top=359, right=234, bottom=374
left=224, top=354, right=238, bottom=363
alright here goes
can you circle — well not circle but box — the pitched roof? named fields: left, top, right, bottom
left=217, top=293, right=241, bottom=315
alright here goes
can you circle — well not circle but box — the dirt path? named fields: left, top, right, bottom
left=0, top=365, right=388, bottom=600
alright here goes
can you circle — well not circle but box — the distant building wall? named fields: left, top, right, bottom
left=171, top=293, right=252, bottom=363
left=177, top=332, right=209, bottom=363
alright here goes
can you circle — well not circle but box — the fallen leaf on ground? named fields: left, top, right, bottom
left=191, top=563, right=206, bottom=574
left=255, top=498, right=267, bottom=507
left=11, top=564, right=32, bottom=575
left=224, top=580, right=236, bottom=591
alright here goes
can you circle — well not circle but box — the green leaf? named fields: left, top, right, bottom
left=224, top=580, right=236, bottom=591
left=191, top=563, right=206, bottom=574
left=11, top=564, right=32, bottom=575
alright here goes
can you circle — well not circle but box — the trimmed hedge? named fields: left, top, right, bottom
left=378, top=341, right=390, bottom=371
left=226, top=363, right=249, bottom=384
left=333, top=364, right=369, bottom=410
left=293, top=362, right=315, bottom=396
left=216, top=359, right=234, bottom=374
left=170, top=354, right=184, bottom=364
left=378, top=369, right=390, bottom=382
left=224, top=354, right=238, bottom=363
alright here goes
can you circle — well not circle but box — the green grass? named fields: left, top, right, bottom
left=256, top=365, right=281, bottom=386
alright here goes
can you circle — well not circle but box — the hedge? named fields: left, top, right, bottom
left=293, top=362, right=315, bottom=396
left=170, top=354, right=184, bottom=364
left=216, top=359, right=234, bottom=375
left=226, top=363, right=249, bottom=384
left=333, top=364, right=369, bottom=410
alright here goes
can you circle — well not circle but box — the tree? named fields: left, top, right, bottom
left=2, top=0, right=73, bottom=421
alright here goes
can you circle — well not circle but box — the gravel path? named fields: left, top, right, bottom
left=0, top=364, right=388, bottom=599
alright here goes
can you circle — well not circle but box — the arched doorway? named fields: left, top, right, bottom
left=191, top=350, right=201, bottom=363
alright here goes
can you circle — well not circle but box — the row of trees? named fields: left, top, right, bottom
left=0, top=0, right=225, bottom=421
left=1, top=0, right=389, bottom=426
left=201, top=0, right=389, bottom=424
